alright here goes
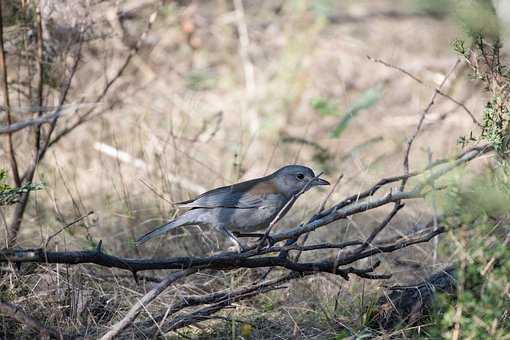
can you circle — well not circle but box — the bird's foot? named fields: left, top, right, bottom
left=256, top=234, right=276, bottom=249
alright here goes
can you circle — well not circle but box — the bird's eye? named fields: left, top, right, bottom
left=296, top=173, right=305, bottom=180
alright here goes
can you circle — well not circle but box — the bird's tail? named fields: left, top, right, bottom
left=136, top=211, right=199, bottom=245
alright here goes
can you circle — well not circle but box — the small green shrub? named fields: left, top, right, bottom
left=427, top=162, right=510, bottom=339
left=0, top=169, right=43, bottom=206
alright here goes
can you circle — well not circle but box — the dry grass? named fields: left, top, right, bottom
left=0, top=0, right=490, bottom=338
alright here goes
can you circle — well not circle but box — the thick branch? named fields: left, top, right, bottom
left=0, top=245, right=366, bottom=279
left=0, top=225, right=445, bottom=282
left=0, top=110, right=64, bottom=134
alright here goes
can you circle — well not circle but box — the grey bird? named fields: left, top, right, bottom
left=136, top=165, right=329, bottom=251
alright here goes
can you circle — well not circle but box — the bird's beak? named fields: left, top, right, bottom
left=313, top=177, right=330, bottom=186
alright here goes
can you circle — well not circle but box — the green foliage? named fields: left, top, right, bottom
left=428, top=162, right=510, bottom=339
left=334, top=330, right=350, bottom=340
left=453, top=36, right=510, bottom=154
left=0, top=169, right=43, bottom=206
left=452, top=38, right=468, bottom=57
left=0, top=169, right=9, bottom=191
left=330, top=84, right=383, bottom=138
left=481, top=97, right=510, bottom=154
left=435, top=25, right=510, bottom=338
left=310, top=97, right=339, bottom=116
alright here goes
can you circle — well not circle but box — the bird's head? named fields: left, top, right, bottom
left=270, top=165, right=330, bottom=197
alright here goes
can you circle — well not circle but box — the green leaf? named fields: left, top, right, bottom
left=0, top=169, right=9, bottom=191
left=335, top=330, right=350, bottom=339
left=310, top=97, right=339, bottom=116
left=330, top=84, right=383, bottom=138
left=0, top=178, right=44, bottom=206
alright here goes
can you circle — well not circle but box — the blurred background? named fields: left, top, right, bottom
left=5, top=0, right=489, bottom=251
left=1, top=0, right=508, bottom=338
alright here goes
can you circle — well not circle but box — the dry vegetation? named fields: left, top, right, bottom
left=0, top=0, right=509, bottom=339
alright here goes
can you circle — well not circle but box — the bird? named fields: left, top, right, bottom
left=136, top=165, right=330, bottom=251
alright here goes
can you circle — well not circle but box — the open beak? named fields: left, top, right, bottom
left=313, top=177, right=330, bottom=186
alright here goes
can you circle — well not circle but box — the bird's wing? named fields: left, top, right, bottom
left=176, top=177, right=281, bottom=209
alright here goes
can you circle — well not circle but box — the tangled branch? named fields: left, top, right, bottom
left=0, top=143, right=490, bottom=336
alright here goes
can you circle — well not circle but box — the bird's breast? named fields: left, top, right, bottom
left=226, top=195, right=288, bottom=232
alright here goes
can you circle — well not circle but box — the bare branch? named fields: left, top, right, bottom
left=7, top=26, right=85, bottom=246
left=400, top=59, right=461, bottom=191
left=0, top=244, right=374, bottom=280
left=0, top=103, right=97, bottom=134
left=142, top=272, right=302, bottom=336
left=0, top=142, right=491, bottom=336
left=0, top=110, right=62, bottom=134
left=354, top=202, right=405, bottom=254
left=47, top=9, right=158, bottom=149
left=44, top=211, right=94, bottom=249
left=268, top=144, right=488, bottom=243
left=367, top=55, right=481, bottom=126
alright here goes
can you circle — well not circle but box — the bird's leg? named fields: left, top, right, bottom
left=257, top=234, right=277, bottom=247
left=219, top=226, right=246, bottom=253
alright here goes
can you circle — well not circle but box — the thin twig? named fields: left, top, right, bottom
left=44, top=211, right=94, bottom=249
left=257, top=172, right=325, bottom=250
left=34, top=2, right=44, bottom=153
left=270, top=145, right=488, bottom=243
left=292, top=173, right=344, bottom=262
left=367, top=55, right=423, bottom=84
left=7, top=25, right=85, bottom=247
left=367, top=55, right=481, bottom=126
left=354, top=203, right=405, bottom=254
left=100, top=269, right=196, bottom=340
left=400, top=59, right=460, bottom=191
left=48, top=9, right=158, bottom=149
left=139, top=178, right=174, bottom=205
left=143, top=272, right=302, bottom=336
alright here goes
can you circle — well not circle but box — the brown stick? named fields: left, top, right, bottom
left=34, top=2, right=45, bottom=152
left=99, top=269, right=197, bottom=340
left=143, top=272, right=302, bottom=336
